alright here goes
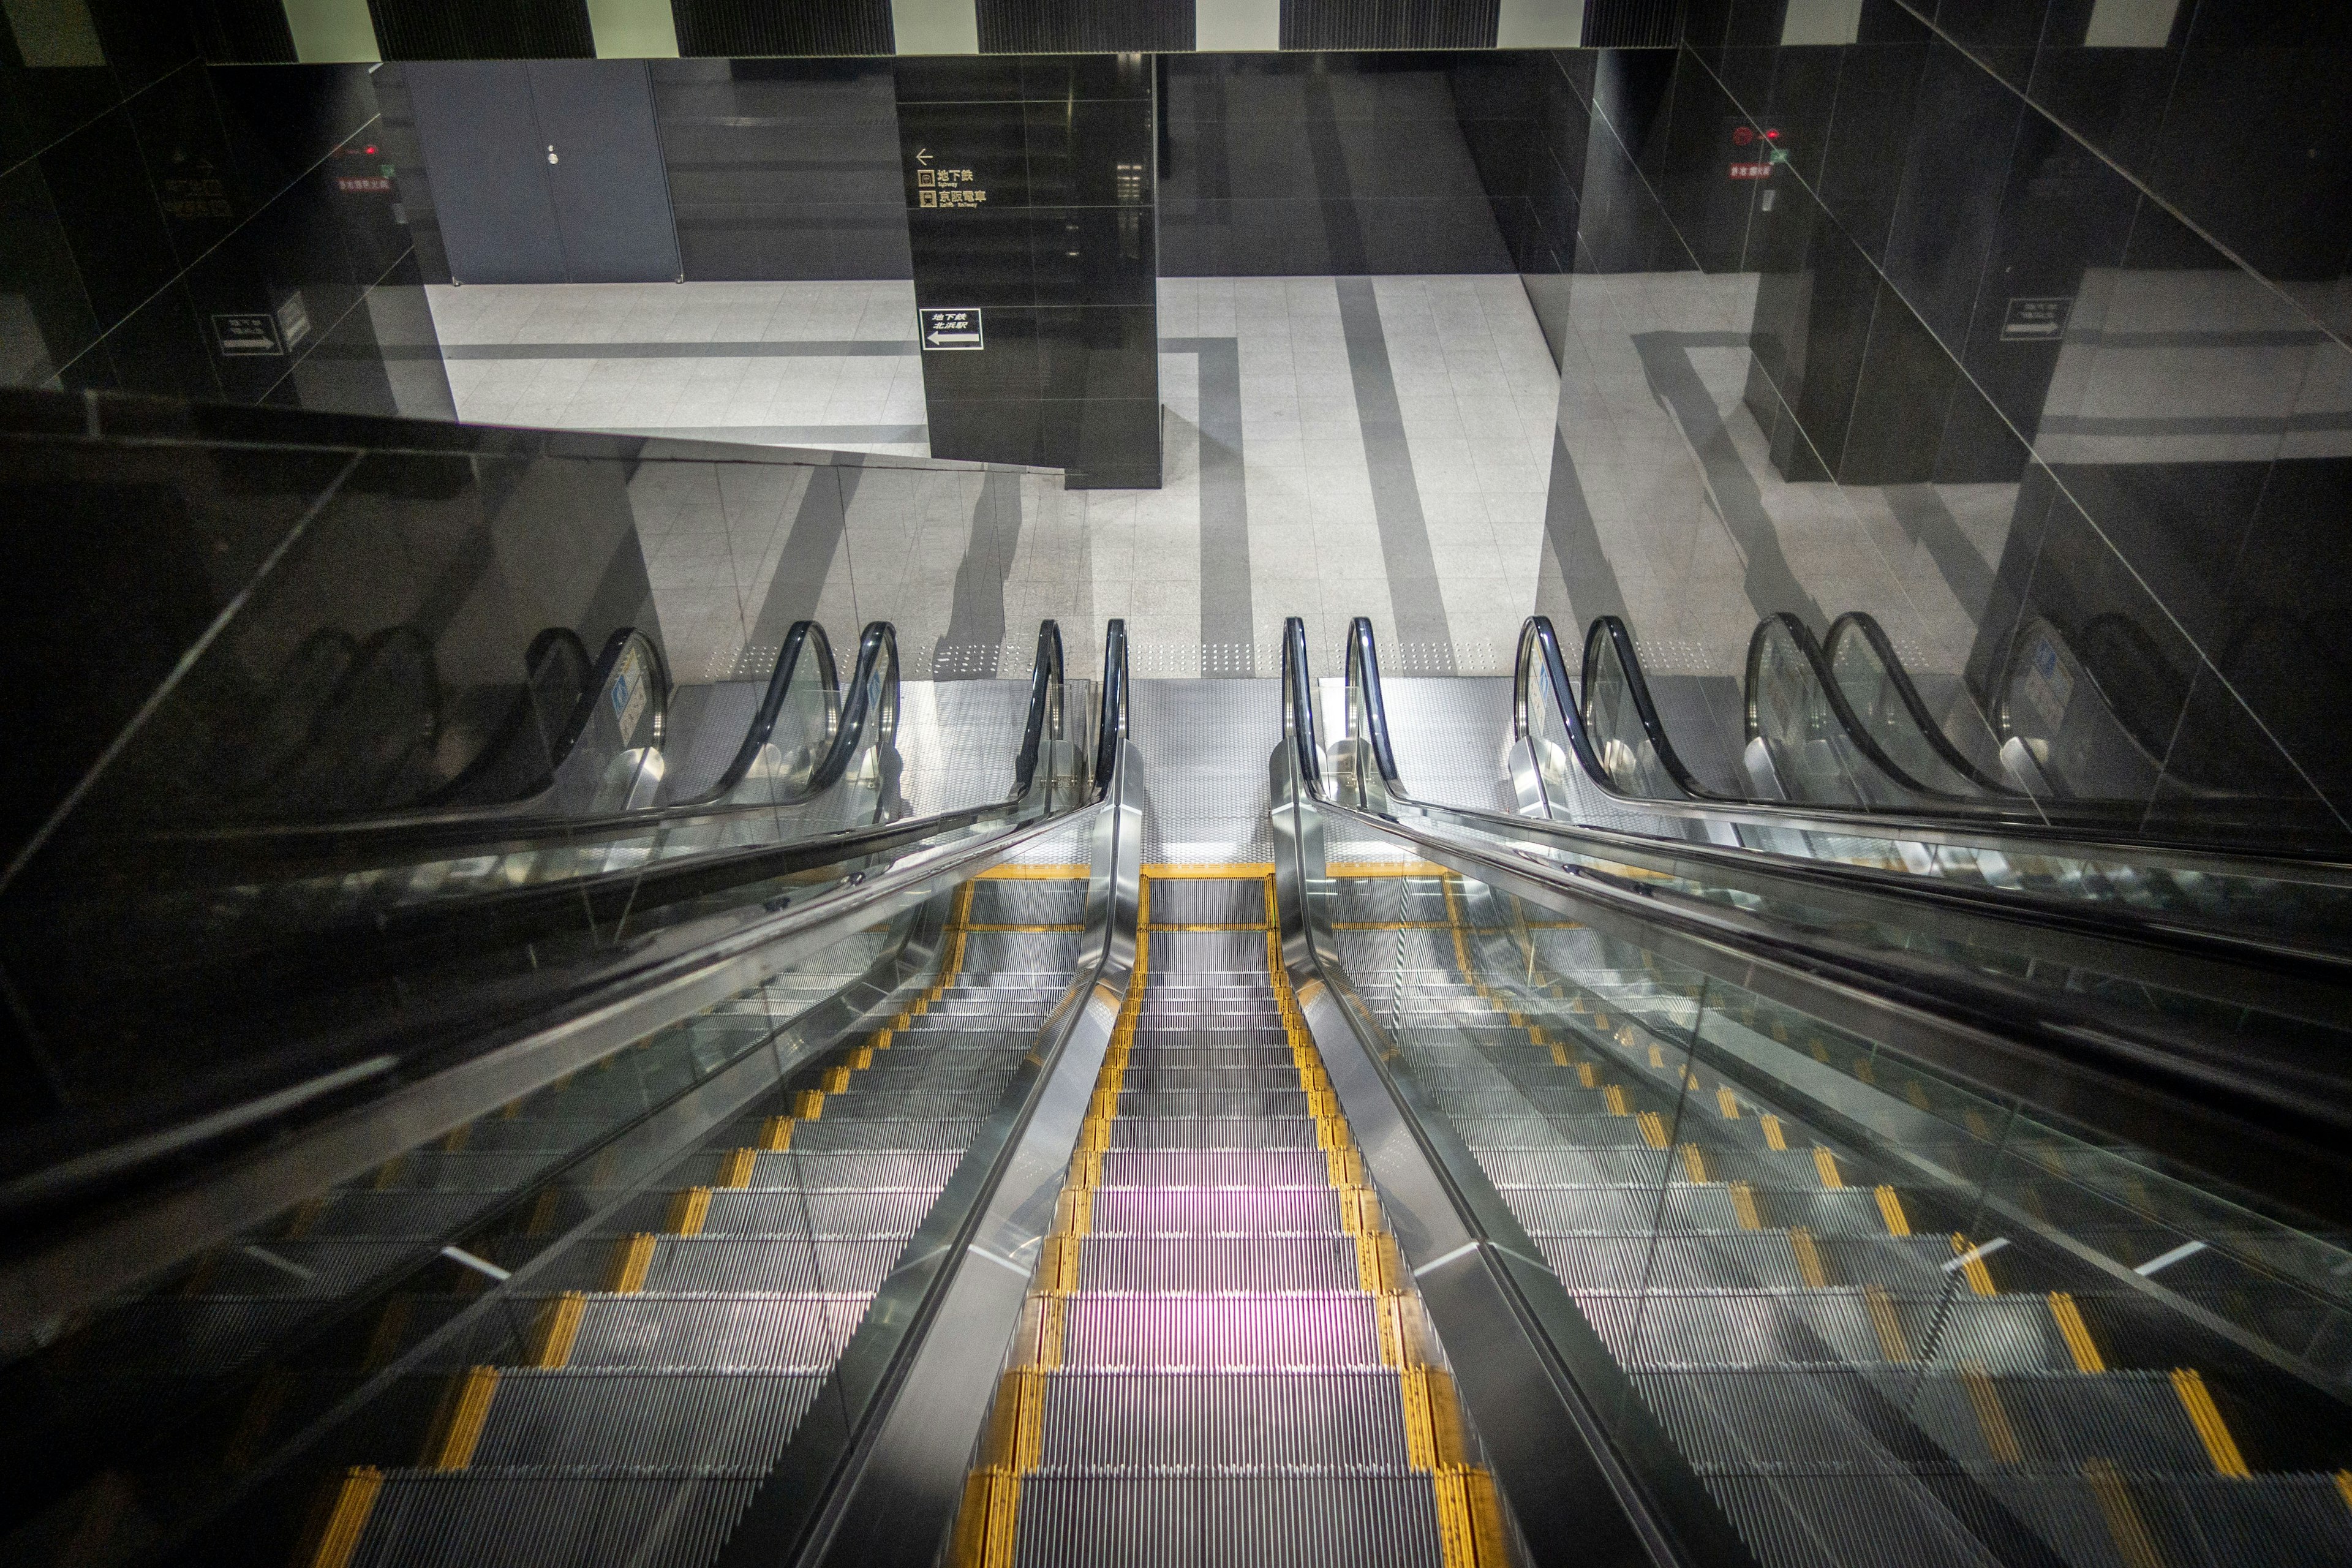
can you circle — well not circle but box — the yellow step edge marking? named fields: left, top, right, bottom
left=301, top=1466, right=384, bottom=1568
left=1875, top=1185, right=1911, bottom=1237
left=1951, top=1234, right=1998, bottom=1297
left=2171, top=1368, right=2250, bottom=1477
left=1959, top=1364, right=2022, bottom=1465
left=1400, top=1366, right=1438, bottom=1468
left=1602, top=1085, right=1629, bottom=1115
left=2049, top=1292, right=2105, bottom=1373
left=1864, top=1284, right=1912, bottom=1362
left=2334, top=1471, right=2352, bottom=1517
left=978, top=862, right=1091, bottom=879
left=1728, top=1182, right=1763, bottom=1230
left=1646, top=1043, right=1664, bottom=1069
left=1760, top=1115, right=1787, bottom=1151
left=758, top=1115, right=794, bottom=1150
left=423, top=1366, right=499, bottom=1469
left=666, top=1187, right=712, bottom=1237
left=2084, top=1458, right=2165, bottom=1568
left=1636, top=1110, right=1668, bottom=1150
left=1789, top=1227, right=1829, bottom=1289
left=793, top=1088, right=826, bottom=1120
left=607, top=1233, right=657, bottom=1293
left=1577, top=1063, right=1599, bottom=1088
left=1678, top=1144, right=1709, bottom=1183
left=1716, top=1086, right=1740, bottom=1118
left=717, top=1148, right=758, bottom=1188
left=1812, top=1147, right=1844, bottom=1188
left=529, top=1292, right=587, bottom=1369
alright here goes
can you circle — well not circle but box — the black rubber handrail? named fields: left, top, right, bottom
left=1519, top=614, right=2337, bottom=858
left=1012, top=620, right=1066, bottom=799
left=90, top=621, right=915, bottom=881
left=1093, top=618, right=1129, bottom=793
left=1745, top=610, right=1989, bottom=804
left=1582, top=612, right=1728, bottom=801
left=668, top=619, right=840, bottom=809
left=1823, top=609, right=2016, bottom=794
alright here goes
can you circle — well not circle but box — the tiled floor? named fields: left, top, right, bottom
left=427, top=275, right=2014, bottom=710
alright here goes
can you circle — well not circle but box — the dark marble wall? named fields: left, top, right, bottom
left=654, top=59, right=912, bottom=281
left=0, top=56, right=454, bottom=421
left=1159, top=53, right=1516, bottom=276
left=1628, top=0, right=2352, bottom=832
left=897, top=54, right=1161, bottom=488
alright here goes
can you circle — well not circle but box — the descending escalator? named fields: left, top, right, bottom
left=0, top=621, right=1118, bottom=1568
left=1275, top=619, right=2352, bottom=1568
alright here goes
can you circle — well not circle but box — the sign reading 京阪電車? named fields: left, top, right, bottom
left=920, top=309, right=984, bottom=351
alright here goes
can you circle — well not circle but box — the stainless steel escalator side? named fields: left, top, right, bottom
left=1283, top=620, right=2352, bottom=1568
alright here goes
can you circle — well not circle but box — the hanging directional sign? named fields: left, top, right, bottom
left=919, top=307, right=984, bottom=351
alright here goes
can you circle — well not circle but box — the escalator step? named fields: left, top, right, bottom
left=1073, top=1238, right=1362, bottom=1294
left=473, top=1370, right=825, bottom=1467
left=562, top=1293, right=869, bottom=1369
left=1057, top=1292, right=1384, bottom=1368
left=352, top=1471, right=758, bottom=1568
left=1033, top=1370, right=1413, bottom=1469
left=1009, top=1472, right=1446, bottom=1568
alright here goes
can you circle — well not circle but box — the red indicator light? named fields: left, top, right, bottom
left=1732, top=126, right=1755, bottom=146
left=365, top=145, right=378, bottom=154
left=1764, top=129, right=1781, bottom=140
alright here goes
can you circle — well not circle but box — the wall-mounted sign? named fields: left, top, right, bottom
left=1728, top=162, right=1772, bottom=179
left=213, top=313, right=282, bottom=356
left=2000, top=296, right=2072, bottom=341
left=913, top=147, right=987, bottom=208
left=920, top=308, right=984, bottom=350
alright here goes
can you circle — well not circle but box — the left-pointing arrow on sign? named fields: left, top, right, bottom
left=915, top=146, right=933, bottom=166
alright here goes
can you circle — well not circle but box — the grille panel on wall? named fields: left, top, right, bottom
left=976, top=0, right=1194, bottom=52
left=364, top=0, right=595, bottom=59
left=672, top=0, right=895, bottom=56
left=1580, top=0, right=1681, bottom=48
left=1278, top=0, right=1499, bottom=50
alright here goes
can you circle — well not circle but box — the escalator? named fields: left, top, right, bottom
left=9, top=590, right=2351, bottom=1568
left=0, top=620, right=1115, bottom=1568
left=1276, top=618, right=2352, bottom=1568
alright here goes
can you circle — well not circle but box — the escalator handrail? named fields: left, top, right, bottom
left=668, top=619, right=841, bottom=809
left=1582, top=612, right=1725, bottom=801
left=556, top=625, right=671, bottom=767
left=1012, top=619, right=1066, bottom=799
left=1517, top=614, right=2351, bottom=865
left=1511, top=612, right=1618, bottom=790
left=415, top=625, right=593, bottom=807
left=1093, top=617, right=1128, bottom=793
left=1823, top=609, right=2018, bottom=794
left=1745, top=611, right=1987, bottom=805
left=1337, top=617, right=2352, bottom=973
left=96, top=620, right=954, bottom=883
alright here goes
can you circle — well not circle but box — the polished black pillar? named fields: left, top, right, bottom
left=895, top=55, right=1161, bottom=489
